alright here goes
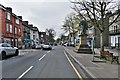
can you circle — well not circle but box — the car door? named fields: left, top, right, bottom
left=7, top=44, right=16, bottom=55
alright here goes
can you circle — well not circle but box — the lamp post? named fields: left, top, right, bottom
left=92, top=35, right=95, bottom=61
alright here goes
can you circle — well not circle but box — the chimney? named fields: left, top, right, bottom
left=18, top=16, right=22, bottom=19
left=28, top=24, right=33, bottom=28
left=23, top=21, right=28, bottom=26
left=24, top=21, right=28, bottom=25
left=6, top=7, right=12, bottom=13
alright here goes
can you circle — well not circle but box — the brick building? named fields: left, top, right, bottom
left=0, top=4, right=23, bottom=47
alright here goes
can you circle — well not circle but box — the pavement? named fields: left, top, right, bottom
left=64, top=46, right=119, bottom=79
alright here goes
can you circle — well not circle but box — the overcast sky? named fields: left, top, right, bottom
left=1, top=0, right=74, bottom=38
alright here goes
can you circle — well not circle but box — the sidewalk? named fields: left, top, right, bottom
left=65, top=47, right=119, bottom=79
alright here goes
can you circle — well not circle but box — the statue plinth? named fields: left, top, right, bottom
left=75, top=34, right=92, bottom=54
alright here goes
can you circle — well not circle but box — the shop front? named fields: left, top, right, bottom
left=23, top=38, right=32, bottom=49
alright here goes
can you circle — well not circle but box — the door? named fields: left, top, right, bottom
left=7, top=44, right=16, bottom=55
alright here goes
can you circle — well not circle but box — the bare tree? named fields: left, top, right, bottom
left=45, top=28, right=56, bottom=43
left=62, top=12, right=81, bottom=46
left=71, top=0, right=120, bottom=51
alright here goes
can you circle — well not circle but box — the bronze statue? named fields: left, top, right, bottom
left=80, top=20, right=88, bottom=34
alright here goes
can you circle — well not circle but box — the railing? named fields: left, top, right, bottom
left=109, top=43, right=120, bottom=48
left=109, top=29, right=120, bottom=34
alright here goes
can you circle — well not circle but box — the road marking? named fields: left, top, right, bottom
left=64, top=47, right=96, bottom=78
left=64, top=51, right=83, bottom=80
left=47, top=51, right=50, bottom=53
left=39, top=54, right=46, bottom=61
left=17, top=66, right=33, bottom=80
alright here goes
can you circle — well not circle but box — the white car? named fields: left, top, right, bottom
left=0, top=43, right=19, bottom=60
left=35, top=44, right=42, bottom=49
left=42, top=43, right=52, bottom=50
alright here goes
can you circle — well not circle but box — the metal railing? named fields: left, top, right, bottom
left=109, top=29, right=120, bottom=34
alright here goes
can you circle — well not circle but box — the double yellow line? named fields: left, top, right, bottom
left=64, top=51, right=83, bottom=80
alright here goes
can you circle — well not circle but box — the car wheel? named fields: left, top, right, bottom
left=1, top=51, right=6, bottom=60
left=14, top=50, right=19, bottom=56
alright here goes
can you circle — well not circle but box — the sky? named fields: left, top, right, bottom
left=0, top=0, right=74, bottom=39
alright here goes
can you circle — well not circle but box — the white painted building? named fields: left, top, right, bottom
left=109, top=10, right=120, bottom=48
left=30, top=27, right=40, bottom=47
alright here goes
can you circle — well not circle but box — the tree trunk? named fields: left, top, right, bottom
left=100, top=32, right=104, bottom=51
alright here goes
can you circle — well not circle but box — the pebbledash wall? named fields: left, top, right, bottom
left=0, top=4, right=23, bottom=47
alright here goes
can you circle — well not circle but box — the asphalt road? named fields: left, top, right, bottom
left=2, top=46, right=79, bottom=79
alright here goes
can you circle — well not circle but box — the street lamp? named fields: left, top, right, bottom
left=92, top=35, right=95, bottom=61
left=88, top=26, right=95, bottom=61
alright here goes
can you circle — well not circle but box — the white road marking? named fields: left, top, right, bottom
left=47, top=51, right=50, bottom=53
left=19, top=52, right=29, bottom=55
left=16, top=66, right=33, bottom=80
left=39, top=54, right=46, bottom=61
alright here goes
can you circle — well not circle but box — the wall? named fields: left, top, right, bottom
left=0, top=9, right=2, bottom=42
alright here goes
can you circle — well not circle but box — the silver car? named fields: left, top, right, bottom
left=42, top=43, right=52, bottom=50
left=0, top=43, right=19, bottom=60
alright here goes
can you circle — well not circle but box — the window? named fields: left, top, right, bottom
left=41, top=35, right=43, bottom=37
left=2, top=43, right=11, bottom=47
left=7, top=44, right=11, bottom=47
left=7, top=12, right=11, bottom=20
left=10, top=25, right=12, bottom=33
left=6, top=23, right=9, bottom=32
left=33, top=35, right=35, bottom=39
left=33, top=31, right=36, bottom=33
left=15, top=27, right=17, bottom=34
left=19, top=28, right=21, bottom=33
left=2, top=44, right=7, bottom=47
left=16, top=18, right=19, bottom=24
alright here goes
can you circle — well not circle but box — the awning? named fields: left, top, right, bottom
left=24, top=38, right=32, bottom=42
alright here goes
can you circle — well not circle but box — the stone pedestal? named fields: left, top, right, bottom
left=76, top=34, right=92, bottom=54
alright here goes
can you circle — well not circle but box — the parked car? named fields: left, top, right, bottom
left=0, top=43, right=19, bottom=60
left=35, top=44, right=42, bottom=49
left=32, top=44, right=36, bottom=49
left=54, top=43, right=57, bottom=46
left=50, top=43, right=54, bottom=46
left=42, top=43, right=52, bottom=50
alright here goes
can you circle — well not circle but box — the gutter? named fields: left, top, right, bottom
left=64, top=47, right=97, bottom=80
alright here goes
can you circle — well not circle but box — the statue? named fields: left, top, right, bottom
left=80, top=20, right=88, bottom=34
left=75, top=20, right=92, bottom=54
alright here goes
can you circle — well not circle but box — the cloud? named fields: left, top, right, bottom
left=1, top=1, right=73, bottom=37
left=1, top=0, right=70, bottom=2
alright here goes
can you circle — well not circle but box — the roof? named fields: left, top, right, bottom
left=0, top=4, right=22, bottom=21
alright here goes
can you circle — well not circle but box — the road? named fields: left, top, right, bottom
left=2, top=46, right=81, bottom=79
